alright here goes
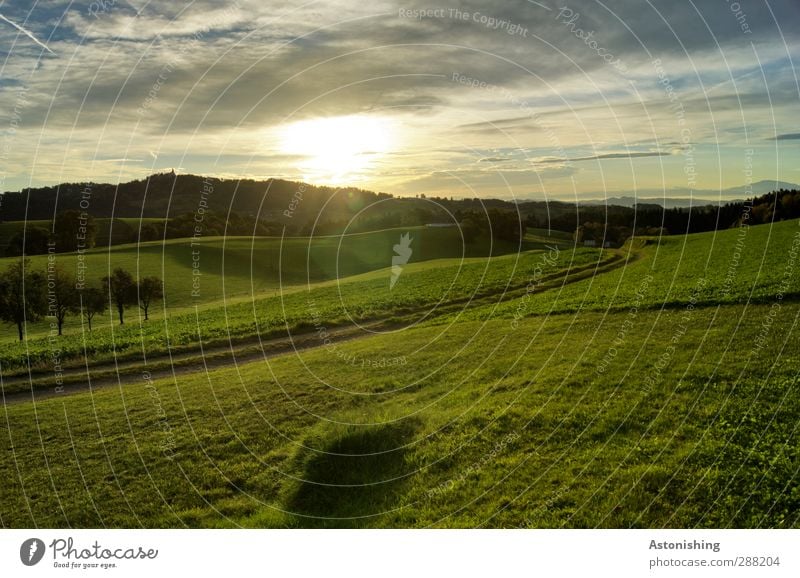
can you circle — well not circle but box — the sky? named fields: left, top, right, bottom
left=0, top=0, right=798, bottom=201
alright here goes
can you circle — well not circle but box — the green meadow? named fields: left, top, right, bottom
left=0, top=224, right=539, bottom=322
left=0, top=219, right=798, bottom=528
left=0, top=218, right=165, bottom=249
left=0, top=226, right=590, bottom=372
left=1, top=305, right=796, bottom=528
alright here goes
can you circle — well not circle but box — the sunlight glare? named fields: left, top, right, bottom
left=279, top=115, right=396, bottom=184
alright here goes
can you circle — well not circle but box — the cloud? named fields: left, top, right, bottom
left=459, top=116, right=532, bottom=130
left=533, top=151, right=673, bottom=164
left=65, top=3, right=249, bottom=40
left=770, top=133, right=800, bottom=141
left=97, top=157, right=144, bottom=163
left=0, top=13, right=54, bottom=54
left=393, top=162, right=579, bottom=197
left=1, top=0, right=798, bottom=196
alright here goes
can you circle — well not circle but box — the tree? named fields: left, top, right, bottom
left=46, top=265, right=78, bottom=336
left=137, top=276, right=163, bottom=321
left=0, top=260, right=47, bottom=341
left=75, top=285, right=106, bottom=331
left=487, top=209, right=522, bottom=243
left=102, top=268, right=136, bottom=325
left=5, top=226, right=52, bottom=257
left=53, top=210, right=96, bottom=252
left=460, top=216, right=482, bottom=245
left=779, top=192, right=796, bottom=218
left=138, top=222, right=162, bottom=242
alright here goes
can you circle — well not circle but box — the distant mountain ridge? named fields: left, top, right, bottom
left=0, top=172, right=390, bottom=222
left=2, top=174, right=797, bottom=224
left=581, top=197, right=745, bottom=209
left=579, top=180, right=799, bottom=208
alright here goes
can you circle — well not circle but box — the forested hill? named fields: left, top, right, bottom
left=0, top=173, right=556, bottom=235
left=3, top=173, right=798, bottom=239
left=0, top=172, right=393, bottom=221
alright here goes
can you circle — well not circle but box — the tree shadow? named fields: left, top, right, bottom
left=284, top=419, right=420, bottom=527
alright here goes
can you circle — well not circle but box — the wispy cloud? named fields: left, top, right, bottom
left=98, top=157, right=144, bottom=163
left=770, top=133, right=800, bottom=141
left=478, top=157, right=513, bottom=163
left=459, top=116, right=532, bottom=130
left=0, top=13, right=54, bottom=54
left=0, top=0, right=797, bottom=197
left=533, top=151, right=673, bottom=164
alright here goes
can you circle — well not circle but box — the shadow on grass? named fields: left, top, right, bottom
left=283, top=419, right=421, bottom=528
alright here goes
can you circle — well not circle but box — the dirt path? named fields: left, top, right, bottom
left=0, top=323, right=379, bottom=404
left=1, top=249, right=640, bottom=405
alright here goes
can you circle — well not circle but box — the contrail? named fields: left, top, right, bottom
left=0, top=13, right=54, bottom=54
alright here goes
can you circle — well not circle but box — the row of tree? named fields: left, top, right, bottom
left=531, top=189, right=800, bottom=236
left=0, top=262, right=163, bottom=341
left=6, top=210, right=98, bottom=257
left=457, top=210, right=522, bottom=243
left=7, top=188, right=799, bottom=262
left=306, top=208, right=523, bottom=244
left=6, top=209, right=278, bottom=257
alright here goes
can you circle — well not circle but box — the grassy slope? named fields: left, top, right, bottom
left=0, top=218, right=165, bottom=248
left=0, top=219, right=798, bottom=528
left=0, top=305, right=797, bottom=528
left=0, top=225, right=545, bottom=344
left=462, top=217, right=800, bottom=320
left=0, top=242, right=600, bottom=373
left=0, top=225, right=538, bottom=306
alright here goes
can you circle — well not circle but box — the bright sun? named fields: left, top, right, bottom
left=279, top=115, right=395, bottom=184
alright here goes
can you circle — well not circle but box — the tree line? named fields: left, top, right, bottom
left=534, top=189, right=800, bottom=236
left=0, top=261, right=163, bottom=341
left=6, top=210, right=98, bottom=257
left=307, top=188, right=800, bottom=244
left=6, top=186, right=799, bottom=264
left=5, top=209, right=278, bottom=258
left=303, top=205, right=523, bottom=243
left=1, top=172, right=388, bottom=221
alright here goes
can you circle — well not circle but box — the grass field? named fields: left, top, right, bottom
left=0, top=224, right=542, bottom=324
left=463, top=217, right=800, bottom=319
left=0, top=218, right=166, bottom=250
left=0, top=219, right=798, bottom=528
left=0, top=226, right=586, bottom=371
left=0, top=304, right=796, bottom=528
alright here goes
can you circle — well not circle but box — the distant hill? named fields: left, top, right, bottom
left=0, top=173, right=542, bottom=232
left=0, top=173, right=585, bottom=239
left=579, top=180, right=798, bottom=208
left=0, top=172, right=391, bottom=222
left=3, top=174, right=797, bottom=241
left=581, top=197, right=742, bottom=209
left=723, top=179, right=799, bottom=197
